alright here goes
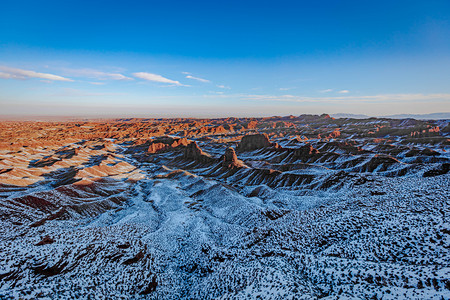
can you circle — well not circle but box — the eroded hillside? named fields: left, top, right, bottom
left=0, top=115, right=449, bottom=299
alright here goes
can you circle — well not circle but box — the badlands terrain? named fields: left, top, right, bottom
left=0, top=114, right=449, bottom=299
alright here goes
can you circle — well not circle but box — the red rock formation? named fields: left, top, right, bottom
left=183, top=142, right=214, bottom=163
left=237, top=134, right=273, bottom=151
left=148, top=143, right=167, bottom=153
left=274, top=121, right=295, bottom=128
left=147, top=137, right=189, bottom=153
left=245, top=121, right=258, bottom=130
left=221, top=147, right=245, bottom=168
left=327, top=129, right=341, bottom=139
left=213, top=125, right=228, bottom=134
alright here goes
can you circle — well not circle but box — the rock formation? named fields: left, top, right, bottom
left=183, top=142, right=214, bottom=163
left=221, top=147, right=246, bottom=168
left=237, top=133, right=273, bottom=151
left=147, top=137, right=189, bottom=153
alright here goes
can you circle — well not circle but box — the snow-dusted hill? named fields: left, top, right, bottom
left=0, top=116, right=449, bottom=299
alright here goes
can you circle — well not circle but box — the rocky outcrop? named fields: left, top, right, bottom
left=297, top=114, right=333, bottom=123
left=292, top=144, right=319, bottom=160
left=237, top=134, right=277, bottom=151
left=183, top=142, right=214, bottom=163
left=147, top=137, right=189, bottom=153
left=147, top=143, right=167, bottom=153
left=327, top=129, right=341, bottom=139
left=245, top=120, right=258, bottom=130
left=221, top=147, right=245, bottom=168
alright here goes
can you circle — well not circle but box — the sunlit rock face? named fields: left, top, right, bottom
left=0, top=115, right=449, bottom=299
left=221, top=147, right=245, bottom=168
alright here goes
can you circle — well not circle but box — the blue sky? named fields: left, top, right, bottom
left=1, top=0, right=449, bottom=117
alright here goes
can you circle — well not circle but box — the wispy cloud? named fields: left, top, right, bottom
left=319, top=89, right=333, bottom=93
left=50, top=88, right=124, bottom=97
left=0, top=72, right=14, bottom=79
left=245, top=93, right=450, bottom=104
left=0, top=66, right=73, bottom=82
left=133, top=72, right=185, bottom=86
left=208, top=91, right=225, bottom=95
left=62, top=68, right=132, bottom=81
left=185, top=75, right=210, bottom=83
left=217, top=84, right=231, bottom=89
left=279, top=87, right=296, bottom=91
left=338, top=90, right=350, bottom=94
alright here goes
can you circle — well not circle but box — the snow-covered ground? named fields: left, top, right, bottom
left=0, top=117, right=449, bottom=299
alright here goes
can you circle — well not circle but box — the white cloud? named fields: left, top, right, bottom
left=338, top=90, right=350, bottom=94
left=133, top=72, right=185, bottom=86
left=181, top=71, right=191, bottom=75
left=217, top=84, right=231, bottom=89
left=185, top=75, right=210, bottom=83
left=62, top=68, right=132, bottom=81
left=0, top=72, right=14, bottom=79
left=320, top=89, right=333, bottom=93
left=279, top=87, right=295, bottom=91
left=0, top=66, right=73, bottom=82
left=208, top=91, right=224, bottom=95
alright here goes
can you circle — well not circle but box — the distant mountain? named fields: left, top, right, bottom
left=331, top=113, right=370, bottom=119
left=332, top=112, right=450, bottom=120
left=380, top=112, right=450, bottom=120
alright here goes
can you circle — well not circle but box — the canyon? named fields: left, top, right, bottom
left=0, top=114, right=449, bottom=299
